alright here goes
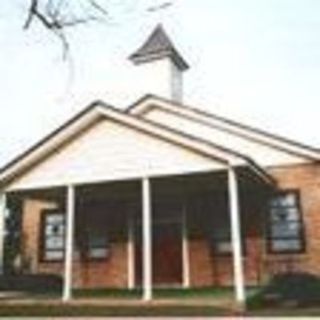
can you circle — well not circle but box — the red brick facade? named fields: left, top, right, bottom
left=19, top=163, right=320, bottom=288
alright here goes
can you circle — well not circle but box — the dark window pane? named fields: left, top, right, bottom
left=270, top=207, right=299, bottom=222
left=267, top=191, right=304, bottom=254
left=270, top=193, right=296, bottom=207
left=46, top=236, right=64, bottom=249
left=45, top=250, right=64, bottom=261
left=271, top=239, right=302, bottom=252
left=47, top=214, right=64, bottom=225
left=271, top=221, right=300, bottom=238
left=89, top=247, right=109, bottom=259
left=87, top=229, right=109, bottom=259
left=45, top=224, right=64, bottom=236
left=215, top=240, right=232, bottom=254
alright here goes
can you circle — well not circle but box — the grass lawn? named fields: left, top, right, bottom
left=0, top=304, right=234, bottom=317
left=247, top=308, right=320, bottom=317
left=1, top=287, right=320, bottom=317
left=73, top=286, right=236, bottom=299
left=1, top=303, right=320, bottom=317
left=0, top=287, right=237, bottom=316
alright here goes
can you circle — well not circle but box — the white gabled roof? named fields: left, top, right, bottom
left=0, top=100, right=273, bottom=191
left=128, top=94, right=320, bottom=165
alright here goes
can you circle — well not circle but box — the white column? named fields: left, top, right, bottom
left=142, top=177, right=152, bottom=301
left=228, top=166, right=245, bottom=305
left=63, top=185, right=75, bottom=302
left=127, top=214, right=135, bottom=290
left=182, top=204, right=190, bottom=288
left=0, top=193, right=6, bottom=275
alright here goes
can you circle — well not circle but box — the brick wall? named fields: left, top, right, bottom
left=188, top=163, right=320, bottom=287
left=188, top=237, right=262, bottom=287
left=21, top=198, right=128, bottom=289
left=263, top=163, right=320, bottom=278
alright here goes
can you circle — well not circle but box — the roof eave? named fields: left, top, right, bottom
left=129, top=50, right=189, bottom=71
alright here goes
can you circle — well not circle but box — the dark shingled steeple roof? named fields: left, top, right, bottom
left=129, top=24, right=189, bottom=71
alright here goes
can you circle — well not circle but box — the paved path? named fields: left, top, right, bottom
left=0, top=296, right=235, bottom=307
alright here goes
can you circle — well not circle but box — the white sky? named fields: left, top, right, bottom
left=0, top=0, right=319, bottom=167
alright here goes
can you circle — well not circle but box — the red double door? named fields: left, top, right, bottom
left=135, top=222, right=182, bottom=286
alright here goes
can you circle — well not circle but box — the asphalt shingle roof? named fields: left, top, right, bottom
left=129, top=24, right=189, bottom=71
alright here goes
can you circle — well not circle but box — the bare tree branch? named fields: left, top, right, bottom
left=53, top=29, right=69, bottom=59
left=48, top=0, right=66, bottom=19
left=22, top=0, right=171, bottom=59
left=23, top=0, right=38, bottom=29
left=23, top=0, right=111, bottom=59
left=88, top=0, right=109, bottom=17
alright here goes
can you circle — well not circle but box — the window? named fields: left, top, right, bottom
left=267, top=191, right=305, bottom=253
left=41, top=211, right=65, bottom=261
left=211, top=227, right=247, bottom=256
left=87, top=229, right=109, bottom=259
left=212, top=228, right=232, bottom=255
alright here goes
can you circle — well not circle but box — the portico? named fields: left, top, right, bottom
left=0, top=153, right=272, bottom=307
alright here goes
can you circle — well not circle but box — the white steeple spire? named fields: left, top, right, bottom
left=129, top=24, right=189, bottom=102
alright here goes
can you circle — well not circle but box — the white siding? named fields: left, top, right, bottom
left=170, top=62, right=183, bottom=102
left=6, top=118, right=221, bottom=191
left=143, top=108, right=306, bottom=167
left=134, top=58, right=183, bottom=102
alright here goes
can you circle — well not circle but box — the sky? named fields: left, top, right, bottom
left=0, top=0, right=319, bottom=167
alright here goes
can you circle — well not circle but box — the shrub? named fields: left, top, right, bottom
left=248, top=272, right=320, bottom=308
left=0, top=274, right=62, bottom=294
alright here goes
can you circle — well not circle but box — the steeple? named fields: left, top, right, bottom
left=129, top=24, right=189, bottom=71
left=129, top=24, right=189, bottom=102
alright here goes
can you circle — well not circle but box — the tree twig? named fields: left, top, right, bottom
left=23, top=0, right=38, bottom=29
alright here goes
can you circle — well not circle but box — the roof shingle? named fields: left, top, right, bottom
left=129, top=24, right=189, bottom=71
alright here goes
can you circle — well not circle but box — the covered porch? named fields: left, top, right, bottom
left=0, top=167, right=273, bottom=306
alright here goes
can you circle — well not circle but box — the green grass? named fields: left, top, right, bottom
left=4, top=287, right=320, bottom=317
left=0, top=304, right=233, bottom=317
left=154, top=286, right=234, bottom=298
left=246, top=308, right=320, bottom=317
left=73, top=286, right=237, bottom=299
left=1, top=302, right=320, bottom=317
left=0, top=287, right=239, bottom=317
left=74, top=287, right=141, bottom=299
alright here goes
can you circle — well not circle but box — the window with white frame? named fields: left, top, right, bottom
left=267, top=191, right=305, bottom=253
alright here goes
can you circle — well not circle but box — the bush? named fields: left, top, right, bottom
left=0, top=274, right=62, bottom=294
left=248, top=272, right=320, bottom=308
